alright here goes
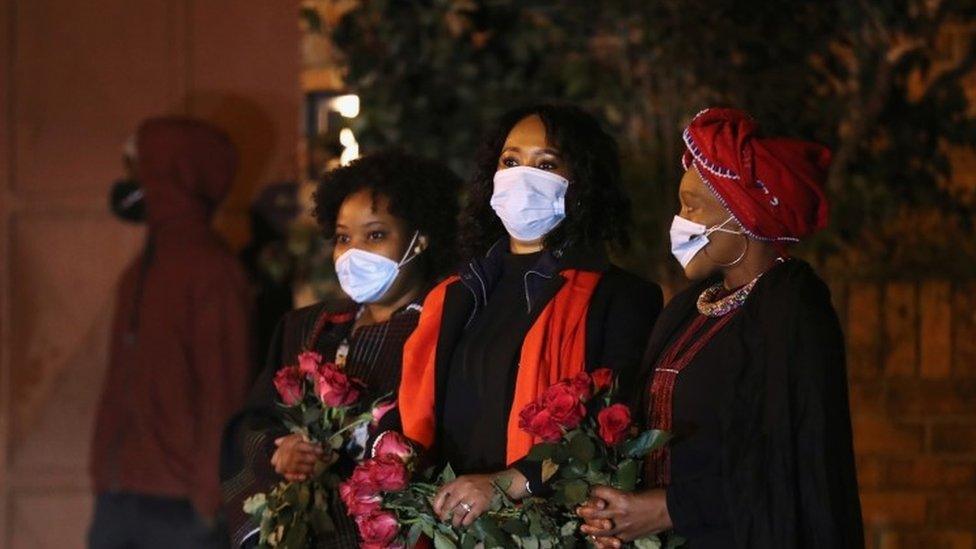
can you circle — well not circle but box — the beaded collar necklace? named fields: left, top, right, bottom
left=696, top=257, right=787, bottom=317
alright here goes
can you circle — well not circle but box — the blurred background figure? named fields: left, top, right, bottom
left=88, top=117, right=253, bottom=549
left=107, top=135, right=146, bottom=224
left=239, top=181, right=299, bottom=372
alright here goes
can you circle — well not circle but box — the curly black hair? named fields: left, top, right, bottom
left=314, top=149, right=461, bottom=280
left=459, top=103, right=632, bottom=259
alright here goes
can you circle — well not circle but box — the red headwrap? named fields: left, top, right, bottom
left=681, top=108, right=831, bottom=243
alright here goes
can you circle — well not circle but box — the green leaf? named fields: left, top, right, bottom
left=567, top=431, right=596, bottom=462
left=242, top=493, right=267, bottom=516
left=665, top=534, right=688, bottom=548
left=633, top=535, right=663, bottom=549
left=302, top=405, right=323, bottom=425
left=281, top=483, right=300, bottom=507
left=280, top=520, right=308, bottom=548
left=501, top=517, right=530, bottom=536
left=439, top=463, right=457, bottom=483
left=561, top=479, right=589, bottom=506
left=526, top=442, right=558, bottom=461
left=407, top=522, right=424, bottom=547
left=621, top=430, right=672, bottom=459
left=460, top=533, right=477, bottom=549
left=433, top=529, right=458, bottom=549
left=473, top=516, right=507, bottom=547
left=612, top=459, right=639, bottom=491
left=562, top=460, right=588, bottom=480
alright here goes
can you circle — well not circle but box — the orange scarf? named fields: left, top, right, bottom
left=398, top=270, right=602, bottom=465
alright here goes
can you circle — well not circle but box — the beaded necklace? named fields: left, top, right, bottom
left=696, top=257, right=786, bottom=317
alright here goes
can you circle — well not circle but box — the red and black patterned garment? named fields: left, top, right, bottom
left=220, top=299, right=421, bottom=549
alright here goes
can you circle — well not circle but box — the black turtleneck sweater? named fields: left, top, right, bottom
left=439, top=251, right=542, bottom=473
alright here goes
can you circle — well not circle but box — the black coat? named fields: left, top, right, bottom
left=375, top=241, right=663, bottom=491
left=637, top=259, right=863, bottom=548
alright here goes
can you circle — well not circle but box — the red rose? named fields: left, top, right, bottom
left=297, top=351, right=322, bottom=376
left=314, top=363, right=361, bottom=407
left=591, top=368, right=614, bottom=392
left=543, top=381, right=586, bottom=429
left=371, top=400, right=397, bottom=426
left=571, top=371, right=593, bottom=400
left=348, top=463, right=380, bottom=495
left=355, top=511, right=400, bottom=548
left=272, top=366, right=304, bottom=406
left=363, top=455, right=409, bottom=492
left=597, top=403, right=632, bottom=446
left=518, top=401, right=563, bottom=442
left=339, top=479, right=382, bottom=516
left=373, top=431, right=414, bottom=462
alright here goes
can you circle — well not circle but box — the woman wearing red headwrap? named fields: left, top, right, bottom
left=579, top=108, right=863, bottom=548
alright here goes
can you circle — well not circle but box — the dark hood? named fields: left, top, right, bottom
left=136, top=117, right=238, bottom=228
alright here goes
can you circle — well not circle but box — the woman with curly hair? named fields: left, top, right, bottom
left=370, top=103, right=664, bottom=527
left=220, top=150, right=461, bottom=548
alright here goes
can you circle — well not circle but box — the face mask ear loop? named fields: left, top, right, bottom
left=397, top=230, right=422, bottom=268
left=703, top=216, right=738, bottom=237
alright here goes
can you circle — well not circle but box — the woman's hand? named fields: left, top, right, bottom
left=577, top=486, right=672, bottom=543
left=270, top=434, right=333, bottom=482
left=578, top=498, right=620, bottom=548
left=432, top=469, right=528, bottom=528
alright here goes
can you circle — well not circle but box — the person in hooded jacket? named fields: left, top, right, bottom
left=89, top=117, right=253, bottom=548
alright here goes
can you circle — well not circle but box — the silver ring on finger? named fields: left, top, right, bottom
left=457, top=501, right=473, bottom=513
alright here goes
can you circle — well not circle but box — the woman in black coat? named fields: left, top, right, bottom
left=580, top=108, right=863, bottom=548
left=370, top=103, right=663, bottom=529
left=220, top=151, right=461, bottom=548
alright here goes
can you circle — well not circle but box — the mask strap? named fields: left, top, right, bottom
left=704, top=216, right=744, bottom=237
left=397, top=230, right=423, bottom=268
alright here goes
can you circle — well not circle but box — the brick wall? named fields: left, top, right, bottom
left=837, top=279, right=976, bottom=548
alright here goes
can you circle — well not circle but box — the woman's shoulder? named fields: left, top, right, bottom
left=599, top=265, right=662, bottom=295
left=746, top=258, right=838, bottom=331
left=755, top=258, right=832, bottom=308
left=593, top=265, right=664, bottom=310
left=276, top=298, right=357, bottom=335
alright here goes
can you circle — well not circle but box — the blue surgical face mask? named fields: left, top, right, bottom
left=669, top=215, right=741, bottom=269
left=490, top=166, right=569, bottom=241
left=334, top=231, right=421, bottom=303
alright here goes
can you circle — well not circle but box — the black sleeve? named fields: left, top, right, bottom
left=664, top=474, right=728, bottom=533
left=587, top=268, right=663, bottom=405
left=220, top=316, right=292, bottom=547
left=722, top=267, right=863, bottom=548
left=782, top=294, right=863, bottom=547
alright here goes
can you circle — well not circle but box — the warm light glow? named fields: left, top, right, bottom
left=339, top=128, right=359, bottom=165
left=339, top=128, right=357, bottom=147
left=331, top=94, right=360, bottom=118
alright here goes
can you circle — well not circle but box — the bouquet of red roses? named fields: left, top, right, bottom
left=518, top=368, right=679, bottom=548
left=243, top=351, right=392, bottom=548
left=342, top=430, right=566, bottom=548
left=340, top=370, right=678, bottom=548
